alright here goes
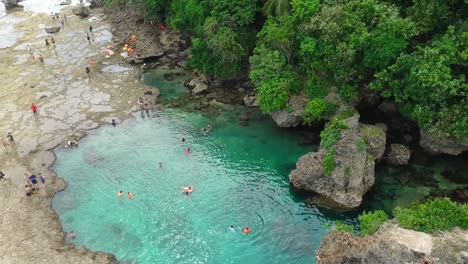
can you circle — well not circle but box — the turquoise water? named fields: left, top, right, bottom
left=142, top=67, right=192, bottom=100
left=53, top=108, right=350, bottom=264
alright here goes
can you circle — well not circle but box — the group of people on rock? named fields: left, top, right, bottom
left=24, top=172, right=45, bottom=197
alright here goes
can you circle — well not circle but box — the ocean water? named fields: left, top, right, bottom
left=53, top=107, right=352, bottom=264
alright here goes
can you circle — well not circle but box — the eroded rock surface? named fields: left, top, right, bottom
left=270, top=95, right=308, bottom=127
left=420, top=129, right=468, bottom=155
left=386, top=144, right=411, bottom=165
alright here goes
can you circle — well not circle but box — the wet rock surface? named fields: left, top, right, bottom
left=0, top=8, right=151, bottom=264
left=317, top=221, right=468, bottom=264
left=290, top=115, right=375, bottom=209
left=419, top=129, right=468, bottom=155
left=271, top=95, right=308, bottom=127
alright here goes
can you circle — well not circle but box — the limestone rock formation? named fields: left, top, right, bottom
left=270, top=95, right=308, bottom=127
left=290, top=115, right=375, bottom=209
left=1, top=0, right=19, bottom=9
left=89, top=0, right=104, bottom=8
left=386, top=144, right=411, bottom=165
left=45, top=27, right=61, bottom=34
left=420, top=129, right=468, bottom=155
left=71, top=5, right=90, bottom=18
left=317, top=221, right=468, bottom=264
left=187, top=74, right=209, bottom=95
left=243, top=94, right=258, bottom=107
left=359, top=124, right=386, bottom=160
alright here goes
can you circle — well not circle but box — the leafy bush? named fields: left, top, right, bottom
left=256, top=78, right=291, bottom=113
left=358, top=210, right=388, bottom=236
left=334, top=108, right=357, bottom=120
left=334, top=221, right=354, bottom=233
left=356, top=139, right=365, bottom=153
left=320, top=118, right=348, bottom=149
left=305, top=74, right=330, bottom=99
left=323, top=147, right=336, bottom=176
left=338, top=84, right=359, bottom=104
left=303, top=98, right=337, bottom=123
left=393, top=198, right=468, bottom=233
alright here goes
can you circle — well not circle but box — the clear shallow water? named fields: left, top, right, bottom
left=53, top=108, right=349, bottom=264
left=142, top=67, right=192, bottom=100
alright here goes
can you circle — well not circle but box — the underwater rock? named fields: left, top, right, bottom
left=419, top=129, right=468, bottom=156
left=187, top=74, right=209, bottom=95
left=290, top=115, right=375, bottom=209
left=386, top=144, right=411, bottom=165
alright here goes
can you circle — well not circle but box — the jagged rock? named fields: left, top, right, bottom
left=71, top=5, right=90, bottom=18
left=419, top=129, right=468, bottom=155
left=187, top=74, right=209, bottom=95
left=290, top=115, right=375, bottom=209
left=270, top=95, right=308, bottom=127
left=59, top=1, right=69, bottom=6
left=89, top=0, right=104, bottom=8
left=386, top=144, right=411, bottom=165
left=359, top=124, right=386, bottom=160
left=1, top=0, right=18, bottom=9
left=243, top=95, right=259, bottom=107
left=317, top=221, right=468, bottom=264
left=45, top=27, right=61, bottom=34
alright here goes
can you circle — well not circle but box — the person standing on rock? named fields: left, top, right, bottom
left=7, top=133, right=15, bottom=146
left=112, top=118, right=116, bottom=127
left=51, top=37, right=55, bottom=46
left=31, top=103, right=38, bottom=117
left=45, top=38, right=49, bottom=46
left=85, top=65, right=90, bottom=77
left=89, top=25, right=93, bottom=34
left=86, top=33, right=91, bottom=43
left=60, top=19, right=65, bottom=28
left=39, top=54, right=44, bottom=63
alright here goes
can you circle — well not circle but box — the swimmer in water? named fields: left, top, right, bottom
left=229, top=225, right=235, bottom=232
left=156, top=115, right=161, bottom=122
left=69, top=231, right=76, bottom=239
left=243, top=227, right=251, bottom=234
left=117, top=190, right=123, bottom=198
left=181, top=137, right=186, bottom=142
left=183, top=186, right=193, bottom=195
left=185, top=148, right=191, bottom=154
left=127, top=192, right=133, bottom=199
left=158, top=162, right=162, bottom=168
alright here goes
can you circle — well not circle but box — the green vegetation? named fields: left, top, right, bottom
left=393, top=198, right=468, bottom=233
left=303, top=99, right=337, bottom=123
left=344, top=167, right=351, bottom=177
left=358, top=210, right=388, bottom=236
left=356, top=139, right=365, bottom=153
left=105, top=0, right=468, bottom=139
left=323, top=147, right=336, bottom=176
left=320, top=118, right=348, bottom=149
left=334, top=221, right=354, bottom=233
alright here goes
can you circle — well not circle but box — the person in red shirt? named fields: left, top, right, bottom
left=31, top=103, right=38, bottom=117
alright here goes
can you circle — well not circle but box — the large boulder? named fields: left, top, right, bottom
left=270, top=95, right=308, bottom=127
left=359, top=124, right=386, bottom=160
left=1, top=0, right=18, bottom=9
left=187, top=74, right=209, bottom=95
left=71, top=5, right=90, bottom=18
left=386, top=144, right=411, bottom=165
left=243, top=94, right=259, bottom=107
left=419, top=129, right=468, bottom=155
left=89, top=0, right=104, bottom=8
left=317, top=221, right=468, bottom=264
left=290, top=115, right=375, bottom=209
left=45, top=27, right=61, bottom=34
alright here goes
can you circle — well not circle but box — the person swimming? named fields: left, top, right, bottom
left=183, top=186, right=193, bottom=195
left=201, top=124, right=213, bottom=134
left=69, top=231, right=76, bottom=239
left=127, top=192, right=133, bottom=199
left=243, top=227, right=251, bottom=234
left=229, top=225, right=235, bottom=232
left=117, top=190, right=123, bottom=198
left=181, top=137, right=186, bottom=142
left=185, top=148, right=191, bottom=154
left=158, top=162, right=162, bottom=168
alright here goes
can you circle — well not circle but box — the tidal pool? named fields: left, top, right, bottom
left=53, top=107, right=352, bottom=264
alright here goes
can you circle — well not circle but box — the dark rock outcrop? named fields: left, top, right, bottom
left=420, top=129, right=468, bottom=155
left=186, top=74, right=209, bottom=95
left=317, top=221, right=468, bottom=264
left=386, top=144, right=411, bottom=165
left=71, top=5, right=90, bottom=18
left=1, top=0, right=19, bottom=9
left=290, top=115, right=375, bottom=209
left=270, top=95, right=308, bottom=127
left=243, top=94, right=259, bottom=107
left=45, top=27, right=61, bottom=34
left=89, top=0, right=104, bottom=8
